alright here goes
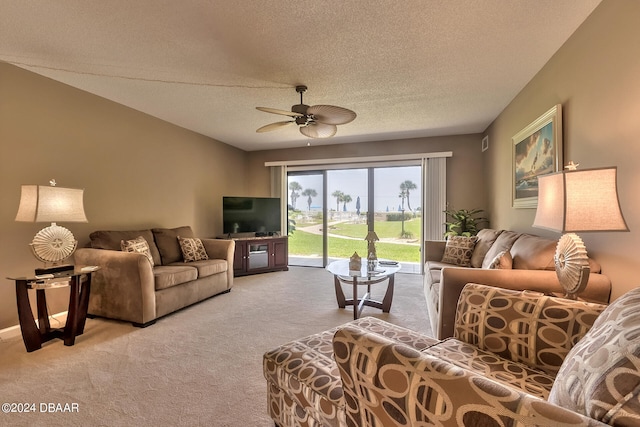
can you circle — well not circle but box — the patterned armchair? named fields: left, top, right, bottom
left=264, top=283, right=640, bottom=426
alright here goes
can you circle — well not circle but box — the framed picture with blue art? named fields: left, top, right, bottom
left=512, top=104, right=563, bottom=208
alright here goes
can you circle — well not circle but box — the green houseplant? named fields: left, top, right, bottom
left=443, top=208, right=487, bottom=238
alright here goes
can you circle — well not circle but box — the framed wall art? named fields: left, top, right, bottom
left=512, top=104, right=563, bottom=208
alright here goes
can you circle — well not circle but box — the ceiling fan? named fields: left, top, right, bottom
left=256, top=85, right=356, bottom=138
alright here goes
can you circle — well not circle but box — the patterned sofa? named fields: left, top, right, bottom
left=264, top=283, right=640, bottom=426
left=424, top=229, right=612, bottom=339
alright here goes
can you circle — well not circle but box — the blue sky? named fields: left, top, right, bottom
left=288, top=166, right=421, bottom=213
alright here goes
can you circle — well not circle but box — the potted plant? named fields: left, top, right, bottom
left=443, top=208, right=487, bottom=238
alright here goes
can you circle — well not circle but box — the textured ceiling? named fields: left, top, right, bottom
left=0, top=0, right=602, bottom=151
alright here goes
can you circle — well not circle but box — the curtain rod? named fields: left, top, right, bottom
left=264, top=151, right=452, bottom=167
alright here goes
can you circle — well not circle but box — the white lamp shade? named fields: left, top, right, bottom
left=533, top=167, right=628, bottom=233
left=15, top=185, right=88, bottom=223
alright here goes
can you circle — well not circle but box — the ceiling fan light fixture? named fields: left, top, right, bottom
left=256, top=85, right=355, bottom=139
left=300, top=122, right=337, bottom=138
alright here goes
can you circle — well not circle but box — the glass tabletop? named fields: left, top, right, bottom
left=7, top=265, right=99, bottom=282
left=326, top=259, right=400, bottom=279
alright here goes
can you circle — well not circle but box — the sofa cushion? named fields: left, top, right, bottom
left=178, top=236, right=209, bottom=262
left=486, top=250, right=512, bottom=269
left=168, top=259, right=227, bottom=278
left=454, top=283, right=606, bottom=376
left=426, top=338, right=556, bottom=399
left=548, top=287, right=640, bottom=424
left=481, top=231, right=521, bottom=269
left=510, top=234, right=556, bottom=270
left=90, top=229, right=162, bottom=266
left=152, top=226, right=194, bottom=264
left=120, top=235, right=155, bottom=267
left=153, top=265, right=198, bottom=290
left=471, top=229, right=503, bottom=268
left=441, top=236, right=478, bottom=267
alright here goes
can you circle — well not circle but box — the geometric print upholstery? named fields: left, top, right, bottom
left=549, top=286, right=640, bottom=425
left=454, top=283, right=606, bottom=376
left=177, top=236, right=209, bottom=262
left=333, top=325, right=606, bottom=427
left=264, top=284, right=613, bottom=427
left=440, top=235, right=478, bottom=267
left=263, top=317, right=440, bottom=427
left=120, top=235, right=155, bottom=267
left=426, top=338, right=556, bottom=399
left=486, top=249, right=513, bottom=269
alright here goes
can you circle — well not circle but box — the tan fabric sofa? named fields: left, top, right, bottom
left=424, top=228, right=612, bottom=339
left=264, top=283, right=640, bottom=426
left=74, top=226, right=234, bottom=327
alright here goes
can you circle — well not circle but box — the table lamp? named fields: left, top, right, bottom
left=15, top=180, right=88, bottom=275
left=533, top=166, right=628, bottom=299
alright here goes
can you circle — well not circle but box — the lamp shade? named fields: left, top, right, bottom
left=533, top=167, right=628, bottom=233
left=15, top=185, right=88, bottom=223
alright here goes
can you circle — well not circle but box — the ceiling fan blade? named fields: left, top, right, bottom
left=256, top=107, right=304, bottom=117
left=256, top=121, right=294, bottom=133
left=307, top=105, right=356, bottom=125
left=299, top=122, right=337, bottom=139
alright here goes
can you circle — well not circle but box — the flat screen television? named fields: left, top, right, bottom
left=223, top=196, right=282, bottom=236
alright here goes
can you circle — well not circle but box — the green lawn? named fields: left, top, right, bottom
left=288, top=229, right=421, bottom=262
left=328, top=218, right=421, bottom=241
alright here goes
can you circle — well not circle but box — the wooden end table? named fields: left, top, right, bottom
left=7, top=266, right=98, bottom=352
left=326, top=260, right=400, bottom=319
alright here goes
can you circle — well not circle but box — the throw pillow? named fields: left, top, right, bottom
left=178, top=236, right=209, bottom=262
left=152, top=226, right=195, bottom=264
left=441, top=236, right=478, bottom=267
left=120, top=236, right=155, bottom=267
left=470, top=229, right=503, bottom=268
left=548, top=287, right=640, bottom=423
left=487, top=250, right=512, bottom=269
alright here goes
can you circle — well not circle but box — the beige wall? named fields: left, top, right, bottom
left=484, top=0, right=640, bottom=301
left=0, top=63, right=247, bottom=330
left=4, top=0, right=635, bottom=332
left=247, top=134, right=486, bottom=214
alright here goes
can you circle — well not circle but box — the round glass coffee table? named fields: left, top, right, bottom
left=326, top=259, right=400, bottom=319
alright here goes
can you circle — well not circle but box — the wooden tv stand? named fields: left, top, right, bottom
left=226, top=236, right=288, bottom=276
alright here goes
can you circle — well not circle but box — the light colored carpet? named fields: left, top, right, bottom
left=0, top=266, right=432, bottom=427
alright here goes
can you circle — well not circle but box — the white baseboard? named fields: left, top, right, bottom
left=0, top=311, right=68, bottom=342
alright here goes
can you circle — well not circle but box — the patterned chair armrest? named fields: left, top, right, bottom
left=454, top=283, right=607, bottom=376
left=333, top=325, right=608, bottom=427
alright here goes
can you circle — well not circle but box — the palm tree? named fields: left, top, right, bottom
left=342, top=194, right=352, bottom=211
left=289, top=181, right=302, bottom=209
left=398, top=189, right=408, bottom=236
left=332, top=190, right=344, bottom=212
left=400, top=180, right=417, bottom=211
left=301, top=188, right=318, bottom=211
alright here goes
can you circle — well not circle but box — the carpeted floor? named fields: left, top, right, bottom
left=0, top=266, right=432, bottom=427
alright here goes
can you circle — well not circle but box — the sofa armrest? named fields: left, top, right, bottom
left=201, top=238, right=235, bottom=289
left=74, top=248, right=156, bottom=325
left=333, top=326, right=607, bottom=427
left=424, top=240, right=446, bottom=262
left=436, top=267, right=611, bottom=340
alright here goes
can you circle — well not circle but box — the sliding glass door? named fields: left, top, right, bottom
left=287, top=171, right=325, bottom=267
left=326, top=169, right=368, bottom=263
left=287, top=163, right=422, bottom=273
left=372, top=166, right=422, bottom=273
